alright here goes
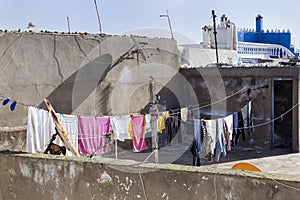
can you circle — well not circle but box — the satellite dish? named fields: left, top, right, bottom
left=130, top=35, right=147, bottom=61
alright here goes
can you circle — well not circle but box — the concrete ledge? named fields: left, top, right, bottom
left=0, top=151, right=299, bottom=199
left=0, top=126, right=26, bottom=152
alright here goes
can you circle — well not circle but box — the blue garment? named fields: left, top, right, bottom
left=166, top=108, right=181, bottom=143
left=194, top=119, right=202, bottom=153
left=190, top=119, right=202, bottom=166
left=233, top=111, right=245, bottom=145
left=232, top=112, right=239, bottom=147
left=214, top=119, right=227, bottom=162
left=233, top=112, right=239, bottom=134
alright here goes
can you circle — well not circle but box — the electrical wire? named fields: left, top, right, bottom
left=195, top=86, right=248, bottom=110
left=165, top=86, right=248, bottom=117
left=1, top=91, right=299, bottom=135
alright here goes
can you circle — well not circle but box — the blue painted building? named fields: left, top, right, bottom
left=238, top=15, right=298, bottom=57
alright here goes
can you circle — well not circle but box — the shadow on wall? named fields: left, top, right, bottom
left=39, top=54, right=112, bottom=114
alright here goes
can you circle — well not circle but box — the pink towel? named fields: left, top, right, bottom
left=130, top=115, right=147, bottom=152
left=78, top=116, right=111, bottom=155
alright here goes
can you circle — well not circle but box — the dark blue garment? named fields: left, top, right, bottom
left=233, top=111, right=245, bottom=145
left=166, top=108, right=181, bottom=143
left=214, top=119, right=227, bottom=162
left=190, top=119, right=201, bottom=166
left=232, top=112, right=238, bottom=147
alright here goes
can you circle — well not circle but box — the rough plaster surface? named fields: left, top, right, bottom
left=0, top=32, right=180, bottom=127
left=0, top=152, right=299, bottom=200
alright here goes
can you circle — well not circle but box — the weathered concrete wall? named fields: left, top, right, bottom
left=0, top=126, right=26, bottom=152
left=0, top=152, right=299, bottom=200
left=181, top=48, right=238, bottom=66
left=0, top=32, right=180, bottom=127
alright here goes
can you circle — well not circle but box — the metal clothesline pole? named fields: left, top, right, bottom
left=212, top=10, right=219, bottom=64
left=149, top=77, right=159, bottom=164
left=93, top=0, right=102, bottom=34
left=160, top=9, right=174, bottom=39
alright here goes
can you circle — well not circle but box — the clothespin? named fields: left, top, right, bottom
left=2, top=97, right=17, bottom=111
left=2, top=97, right=10, bottom=106
left=10, top=100, right=17, bottom=111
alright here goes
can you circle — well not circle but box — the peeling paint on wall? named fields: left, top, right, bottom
left=97, top=171, right=112, bottom=184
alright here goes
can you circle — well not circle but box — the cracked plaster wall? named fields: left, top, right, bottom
left=0, top=32, right=180, bottom=127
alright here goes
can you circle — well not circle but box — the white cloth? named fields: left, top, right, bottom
left=56, top=113, right=79, bottom=156
left=110, top=116, right=131, bottom=142
left=145, top=114, right=151, bottom=133
left=205, top=119, right=217, bottom=154
left=26, top=106, right=55, bottom=153
left=241, top=104, right=248, bottom=129
left=181, top=108, right=188, bottom=122
left=223, top=114, right=233, bottom=140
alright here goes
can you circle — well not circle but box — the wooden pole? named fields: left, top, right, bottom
left=44, top=99, right=80, bottom=157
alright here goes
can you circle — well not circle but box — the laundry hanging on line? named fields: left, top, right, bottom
left=186, top=100, right=254, bottom=165
left=128, top=115, right=147, bottom=152
left=78, top=116, right=111, bottom=155
left=110, top=115, right=131, bottom=142
left=25, top=96, right=253, bottom=160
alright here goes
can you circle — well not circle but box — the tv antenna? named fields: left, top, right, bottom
left=160, top=9, right=174, bottom=39
left=130, top=35, right=147, bottom=61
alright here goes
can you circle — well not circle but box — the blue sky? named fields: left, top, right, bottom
left=1, top=0, right=300, bottom=47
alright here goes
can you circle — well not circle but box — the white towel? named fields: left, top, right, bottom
left=26, top=106, right=55, bottom=153
left=110, top=116, right=131, bottom=142
left=145, top=114, right=151, bottom=133
left=181, top=108, right=188, bottom=122
left=56, top=113, right=79, bottom=156
left=241, top=104, right=248, bottom=129
left=223, top=114, right=233, bottom=140
left=205, top=119, right=217, bottom=154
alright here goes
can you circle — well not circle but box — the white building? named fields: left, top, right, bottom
left=181, top=14, right=238, bottom=67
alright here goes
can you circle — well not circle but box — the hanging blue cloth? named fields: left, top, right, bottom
left=232, top=112, right=239, bottom=147
left=233, top=111, right=245, bottom=145
left=214, top=119, right=227, bottom=162
left=190, top=118, right=202, bottom=166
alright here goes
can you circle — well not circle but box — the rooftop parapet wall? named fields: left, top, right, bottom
left=0, top=32, right=180, bottom=127
left=0, top=152, right=299, bottom=199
